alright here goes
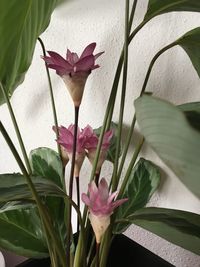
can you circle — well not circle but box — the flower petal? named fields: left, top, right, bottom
left=75, top=55, right=95, bottom=72
left=47, top=51, right=72, bottom=69
left=80, top=43, right=96, bottom=59
left=94, top=51, right=104, bottom=60
left=111, top=198, right=128, bottom=210
left=81, top=193, right=91, bottom=206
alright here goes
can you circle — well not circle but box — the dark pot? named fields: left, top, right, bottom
left=16, top=234, right=174, bottom=267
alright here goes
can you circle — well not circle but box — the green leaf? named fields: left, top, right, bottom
left=144, top=0, right=200, bottom=21
left=30, top=147, right=63, bottom=188
left=0, top=200, right=35, bottom=213
left=178, top=102, right=200, bottom=131
left=0, top=173, right=65, bottom=202
left=0, top=207, right=48, bottom=258
left=30, top=147, right=65, bottom=243
left=124, top=207, right=200, bottom=255
left=94, top=122, right=121, bottom=163
left=174, top=27, right=200, bottom=79
left=0, top=0, right=58, bottom=105
left=114, top=158, right=160, bottom=233
left=134, top=95, right=200, bottom=198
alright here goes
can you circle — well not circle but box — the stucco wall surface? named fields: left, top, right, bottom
left=0, top=1, right=200, bottom=266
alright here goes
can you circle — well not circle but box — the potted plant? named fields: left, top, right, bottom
left=0, top=0, right=199, bottom=267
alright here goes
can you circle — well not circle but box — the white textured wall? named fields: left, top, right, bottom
left=0, top=0, right=200, bottom=266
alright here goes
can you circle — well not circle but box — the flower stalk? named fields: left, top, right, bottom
left=0, top=83, right=32, bottom=175
left=66, top=105, right=79, bottom=266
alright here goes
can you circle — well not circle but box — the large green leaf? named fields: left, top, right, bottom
left=30, top=147, right=63, bottom=188
left=30, top=147, right=66, bottom=243
left=174, top=27, right=200, bottom=78
left=0, top=173, right=65, bottom=202
left=135, top=95, right=200, bottom=198
left=94, top=122, right=121, bottom=163
left=179, top=102, right=200, bottom=131
left=0, top=208, right=48, bottom=258
left=144, top=0, right=200, bottom=21
left=0, top=0, right=58, bottom=105
left=114, top=158, right=160, bottom=233
left=123, top=207, right=200, bottom=255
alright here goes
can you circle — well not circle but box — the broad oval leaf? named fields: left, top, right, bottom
left=135, top=95, right=200, bottom=198
left=144, top=0, right=200, bottom=22
left=114, top=158, right=160, bottom=234
left=0, top=173, right=65, bottom=203
left=124, top=207, right=200, bottom=255
left=0, top=208, right=48, bottom=258
left=30, top=147, right=66, bottom=243
left=0, top=0, right=58, bottom=105
left=30, top=147, right=63, bottom=188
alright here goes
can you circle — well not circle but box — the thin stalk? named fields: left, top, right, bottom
left=115, top=42, right=177, bottom=188
left=96, top=243, right=100, bottom=267
left=0, top=83, right=32, bottom=175
left=66, top=105, right=79, bottom=266
left=128, top=0, right=138, bottom=34
left=95, top=171, right=100, bottom=185
left=75, top=176, right=80, bottom=233
left=87, top=236, right=95, bottom=266
left=37, top=38, right=61, bottom=157
left=118, top=137, right=144, bottom=198
left=0, top=121, right=67, bottom=267
left=117, top=115, right=136, bottom=180
left=112, top=0, right=129, bottom=192
left=140, top=42, right=177, bottom=95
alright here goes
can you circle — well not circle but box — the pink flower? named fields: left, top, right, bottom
left=42, top=43, right=104, bottom=106
left=83, top=126, right=114, bottom=173
left=82, top=178, right=128, bottom=243
left=53, top=125, right=86, bottom=176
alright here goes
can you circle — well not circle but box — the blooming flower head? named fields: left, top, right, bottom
left=42, top=43, right=104, bottom=107
left=53, top=124, right=86, bottom=176
left=83, top=125, right=114, bottom=173
left=82, top=178, right=128, bottom=243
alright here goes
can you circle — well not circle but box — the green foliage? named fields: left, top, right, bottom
left=179, top=102, right=200, bottom=131
left=30, top=147, right=66, bottom=243
left=175, top=27, right=200, bottom=78
left=124, top=207, right=200, bottom=255
left=114, top=158, right=160, bottom=233
left=0, top=0, right=58, bottom=105
left=0, top=173, right=65, bottom=202
left=135, top=95, right=200, bottom=198
left=0, top=208, right=48, bottom=258
left=144, top=0, right=200, bottom=21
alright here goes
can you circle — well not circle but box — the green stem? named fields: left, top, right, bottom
left=112, top=0, right=129, bottom=192
left=75, top=176, right=80, bottom=233
left=115, top=42, right=177, bottom=187
left=140, top=42, right=177, bottom=95
left=66, top=105, right=79, bottom=266
left=37, top=38, right=61, bottom=158
left=128, top=0, right=138, bottom=34
left=118, top=137, right=144, bottom=198
left=117, top=115, right=136, bottom=180
left=96, top=243, right=100, bottom=267
left=0, top=83, right=32, bottom=175
left=0, top=121, right=67, bottom=267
